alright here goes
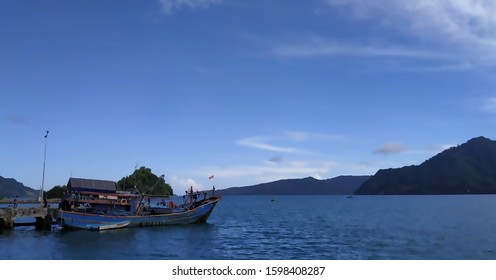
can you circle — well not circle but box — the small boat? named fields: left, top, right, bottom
left=55, top=177, right=221, bottom=231
left=87, top=221, right=130, bottom=231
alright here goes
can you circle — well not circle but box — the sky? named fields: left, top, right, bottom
left=2, top=0, right=496, bottom=195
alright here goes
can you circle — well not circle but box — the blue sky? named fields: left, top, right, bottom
left=2, top=0, right=496, bottom=194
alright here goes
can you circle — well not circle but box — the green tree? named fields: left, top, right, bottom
left=45, top=185, right=67, bottom=199
left=116, top=166, right=173, bottom=196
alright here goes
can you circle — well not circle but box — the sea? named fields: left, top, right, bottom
left=1, top=195, right=496, bottom=260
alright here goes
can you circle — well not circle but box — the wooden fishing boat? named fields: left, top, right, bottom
left=56, top=177, right=221, bottom=230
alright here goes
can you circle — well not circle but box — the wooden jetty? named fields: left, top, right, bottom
left=0, top=207, right=59, bottom=230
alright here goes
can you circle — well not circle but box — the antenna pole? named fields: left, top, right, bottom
left=39, top=130, right=49, bottom=203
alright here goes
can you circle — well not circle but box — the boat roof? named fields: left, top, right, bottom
left=67, top=177, right=117, bottom=194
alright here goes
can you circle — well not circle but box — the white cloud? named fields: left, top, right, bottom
left=158, top=0, right=222, bottom=15
left=323, top=0, right=496, bottom=65
left=169, top=175, right=204, bottom=194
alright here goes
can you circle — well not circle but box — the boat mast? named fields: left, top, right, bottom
left=209, top=175, right=215, bottom=196
left=39, top=130, right=49, bottom=203
left=135, top=174, right=165, bottom=215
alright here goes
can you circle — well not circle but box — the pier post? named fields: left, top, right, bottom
left=5, top=215, right=14, bottom=229
left=0, top=208, right=15, bottom=229
left=35, top=217, right=44, bottom=230
left=35, top=214, right=52, bottom=231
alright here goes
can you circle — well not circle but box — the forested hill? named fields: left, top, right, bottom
left=0, top=176, right=38, bottom=198
left=355, top=136, right=496, bottom=195
left=219, top=176, right=371, bottom=195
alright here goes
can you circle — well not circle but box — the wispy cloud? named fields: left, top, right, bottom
left=374, top=142, right=408, bottom=155
left=482, top=97, right=496, bottom=113
left=226, top=131, right=346, bottom=184
left=274, top=39, right=449, bottom=60
left=192, top=65, right=208, bottom=73
left=207, top=159, right=338, bottom=183
left=237, top=131, right=342, bottom=154
left=285, top=130, right=343, bottom=142
left=323, top=0, right=496, bottom=66
left=4, top=115, right=29, bottom=126
left=267, top=156, right=283, bottom=163
left=237, top=136, right=302, bottom=153
left=396, top=62, right=476, bottom=73
left=374, top=141, right=453, bottom=156
left=158, top=0, right=222, bottom=15
left=406, top=145, right=453, bottom=156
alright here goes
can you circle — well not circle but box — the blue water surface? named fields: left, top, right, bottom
left=1, top=195, right=496, bottom=260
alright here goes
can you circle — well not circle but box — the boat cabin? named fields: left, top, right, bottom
left=67, top=177, right=117, bottom=194
left=60, top=177, right=140, bottom=214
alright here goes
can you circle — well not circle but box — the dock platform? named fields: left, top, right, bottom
left=0, top=207, right=59, bottom=230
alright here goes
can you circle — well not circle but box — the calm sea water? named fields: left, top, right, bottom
left=1, top=195, right=496, bottom=260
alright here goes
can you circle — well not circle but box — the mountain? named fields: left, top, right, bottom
left=355, top=136, right=496, bottom=195
left=218, top=175, right=371, bottom=195
left=0, top=176, right=38, bottom=198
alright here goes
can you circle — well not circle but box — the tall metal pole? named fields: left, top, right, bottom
left=39, top=130, right=49, bottom=203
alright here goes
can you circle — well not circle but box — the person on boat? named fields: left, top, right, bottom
left=43, top=197, right=48, bottom=208
left=13, top=196, right=17, bottom=208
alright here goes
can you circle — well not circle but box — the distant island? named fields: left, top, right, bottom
left=3, top=136, right=496, bottom=197
left=355, top=136, right=496, bottom=195
left=0, top=176, right=38, bottom=199
left=218, top=176, right=371, bottom=195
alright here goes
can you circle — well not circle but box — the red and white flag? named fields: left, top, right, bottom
left=208, top=175, right=214, bottom=180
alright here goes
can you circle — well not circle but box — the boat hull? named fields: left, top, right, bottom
left=58, top=198, right=220, bottom=230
